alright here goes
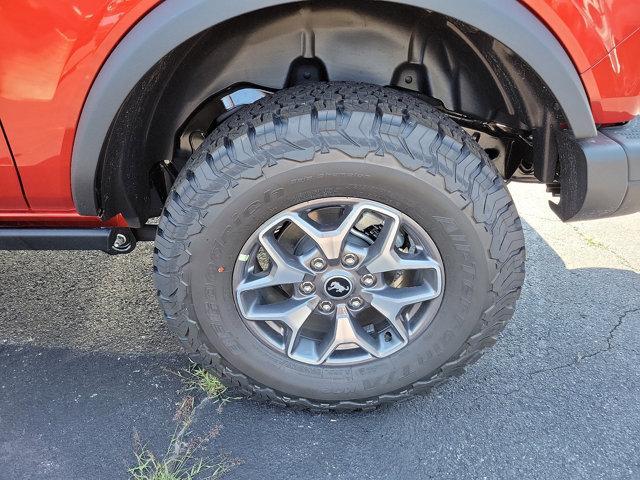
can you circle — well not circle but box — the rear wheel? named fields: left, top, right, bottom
left=154, top=82, right=525, bottom=411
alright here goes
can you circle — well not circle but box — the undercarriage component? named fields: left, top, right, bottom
left=443, top=109, right=533, bottom=179
left=173, top=85, right=272, bottom=169
left=397, top=90, right=533, bottom=179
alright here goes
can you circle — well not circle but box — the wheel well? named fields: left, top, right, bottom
left=98, top=0, right=564, bottom=225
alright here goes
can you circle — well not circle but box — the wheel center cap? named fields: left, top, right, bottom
left=324, top=276, right=352, bottom=299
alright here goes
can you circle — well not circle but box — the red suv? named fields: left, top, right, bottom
left=1, top=0, right=639, bottom=410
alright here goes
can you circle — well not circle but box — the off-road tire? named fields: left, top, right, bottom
left=154, top=82, right=525, bottom=411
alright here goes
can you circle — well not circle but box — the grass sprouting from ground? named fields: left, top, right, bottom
left=129, top=446, right=226, bottom=480
left=129, top=397, right=239, bottom=480
left=182, top=363, right=228, bottom=401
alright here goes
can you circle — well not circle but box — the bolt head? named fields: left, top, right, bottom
left=347, top=297, right=364, bottom=310
left=342, top=253, right=359, bottom=267
left=310, top=258, right=327, bottom=271
left=112, top=233, right=131, bottom=252
left=114, top=233, right=127, bottom=247
left=360, top=274, right=376, bottom=287
left=318, top=301, right=334, bottom=313
left=299, top=282, right=316, bottom=295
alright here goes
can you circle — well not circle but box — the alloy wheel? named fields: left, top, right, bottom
left=233, top=197, right=445, bottom=366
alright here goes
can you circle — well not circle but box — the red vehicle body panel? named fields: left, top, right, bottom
left=521, top=0, right=640, bottom=72
left=0, top=0, right=159, bottom=225
left=0, top=122, right=28, bottom=211
left=0, top=0, right=638, bottom=225
left=582, top=30, right=640, bottom=124
left=522, top=0, right=640, bottom=125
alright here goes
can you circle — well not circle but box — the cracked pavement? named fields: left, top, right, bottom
left=1, top=182, right=639, bottom=479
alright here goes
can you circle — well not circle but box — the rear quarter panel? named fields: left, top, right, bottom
left=0, top=0, right=158, bottom=214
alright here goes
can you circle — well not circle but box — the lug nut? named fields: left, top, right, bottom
left=310, top=257, right=327, bottom=271
left=342, top=253, right=359, bottom=267
left=299, top=282, right=316, bottom=295
left=360, top=274, right=376, bottom=288
left=318, top=301, right=334, bottom=313
left=347, top=297, right=365, bottom=310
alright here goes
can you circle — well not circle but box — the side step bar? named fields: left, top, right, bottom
left=0, top=226, right=156, bottom=255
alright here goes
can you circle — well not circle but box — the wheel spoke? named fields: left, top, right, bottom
left=241, top=296, right=320, bottom=360
left=236, top=232, right=309, bottom=293
left=368, top=248, right=443, bottom=275
left=363, top=212, right=401, bottom=274
left=284, top=204, right=365, bottom=260
left=242, top=297, right=316, bottom=323
left=368, top=284, right=440, bottom=328
left=392, top=254, right=442, bottom=272
left=364, top=215, right=442, bottom=281
left=316, top=305, right=381, bottom=364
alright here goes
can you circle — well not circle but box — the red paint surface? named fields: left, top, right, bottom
left=582, top=29, right=640, bottom=124
left=0, top=0, right=638, bottom=224
left=521, top=0, right=640, bottom=73
left=0, top=212, right=128, bottom=227
left=0, top=122, right=28, bottom=211
left=0, top=0, right=158, bottom=225
left=522, top=0, right=640, bottom=123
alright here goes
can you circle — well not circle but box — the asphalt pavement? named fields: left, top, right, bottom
left=1, top=182, right=639, bottom=479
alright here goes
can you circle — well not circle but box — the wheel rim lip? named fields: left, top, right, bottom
left=231, top=196, right=445, bottom=366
